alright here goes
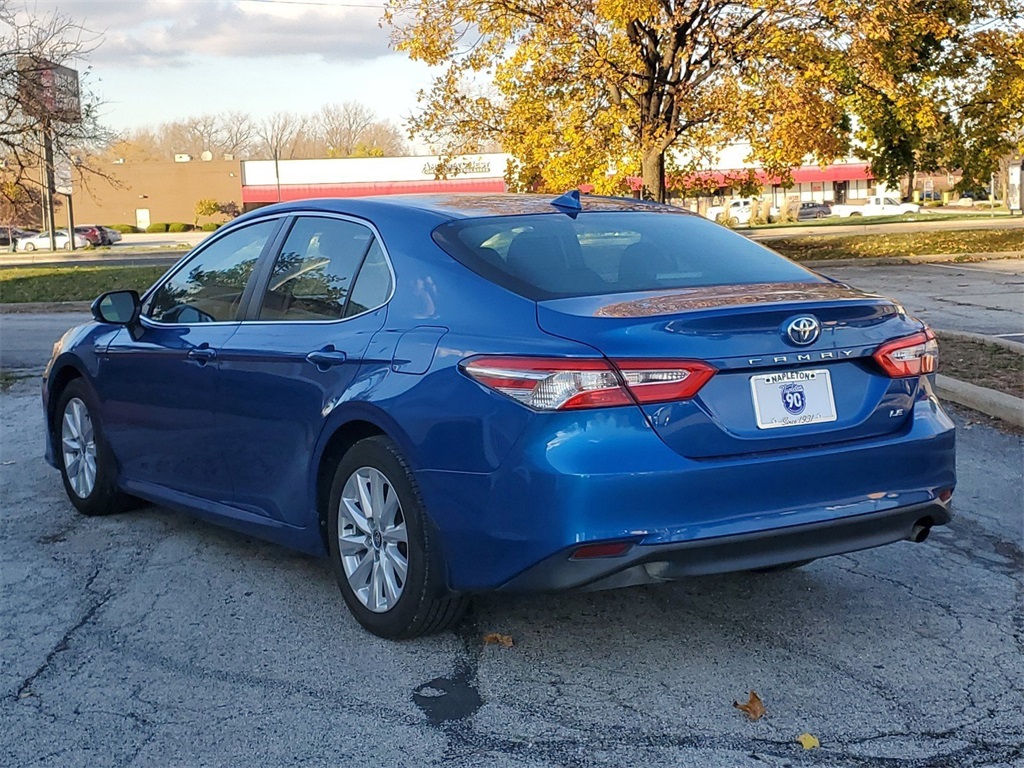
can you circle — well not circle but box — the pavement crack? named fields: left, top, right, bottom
left=11, top=567, right=112, bottom=702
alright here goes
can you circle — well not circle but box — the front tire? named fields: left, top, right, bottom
left=24, top=242, right=35, bottom=251
left=54, top=379, right=131, bottom=516
left=327, top=436, right=468, bottom=639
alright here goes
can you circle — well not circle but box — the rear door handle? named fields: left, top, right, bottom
left=187, top=345, right=217, bottom=363
left=306, top=348, right=348, bottom=369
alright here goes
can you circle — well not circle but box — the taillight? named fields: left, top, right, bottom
left=615, top=359, right=717, bottom=404
left=460, top=356, right=715, bottom=411
left=873, top=330, right=938, bottom=377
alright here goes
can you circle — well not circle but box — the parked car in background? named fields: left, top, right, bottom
left=0, top=227, right=39, bottom=247
left=705, top=198, right=780, bottom=225
left=17, top=229, right=90, bottom=251
left=706, top=198, right=754, bottom=225
left=832, top=195, right=921, bottom=218
left=797, top=202, right=832, bottom=220
left=97, top=226, right=123, bottom=245
left=74, top=225, right=104, bottom=246
left=42, top=193, right=955, bottom=639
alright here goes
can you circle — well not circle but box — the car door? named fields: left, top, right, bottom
left=215, top=214, right=394, bottom=525
left=97, top=218, right=283, bottom=501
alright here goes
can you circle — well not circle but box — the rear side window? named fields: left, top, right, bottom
left=346, top=239, right=393, bottom=317
left=433, top=211, right=823, bottom=300
left=147, top=220, right=276, bottom=323
left=259, top=217, right=376, bottom=322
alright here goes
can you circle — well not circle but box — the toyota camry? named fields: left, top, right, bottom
left=42, top=192, right=955, bottom=638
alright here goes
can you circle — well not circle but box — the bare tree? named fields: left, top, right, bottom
left=254, top=111, right=309, bottom=161
left=354, top=119, right=408, bottom=157
left=318, top=101, right=376, bottom=157
left=0, top=1, right=112, bottom=221
left=218, top=111, right=256, bottom=158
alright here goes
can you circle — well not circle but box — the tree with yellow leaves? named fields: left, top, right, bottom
left=387, top=0, right=1022, bottom=201
left=386, top=0, right=844, bottom=200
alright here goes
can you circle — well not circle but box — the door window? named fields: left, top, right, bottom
left=258, top=217, right=378, bottom=322
left=146, top=220, right=277, bottom=324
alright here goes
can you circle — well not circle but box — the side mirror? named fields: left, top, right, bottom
left=92, top=290, right=141, bottom=326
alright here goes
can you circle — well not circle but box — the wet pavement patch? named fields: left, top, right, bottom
left=412, top=672, right=483, bottom=726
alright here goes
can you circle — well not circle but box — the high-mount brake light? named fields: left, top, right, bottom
left=873, top=330, right=939, bottom=378
left=460, top=357, right=716, bottom=411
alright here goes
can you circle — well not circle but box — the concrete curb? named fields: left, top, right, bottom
left=0, top=249, right=184, bottom=269
left=800, top=251, right=1023, bottom=268
left=935, top=374, right=1024, bottom=428
left=0, top=301, right=90, bottom=314
left=936, top=329, right=1024, bottom=352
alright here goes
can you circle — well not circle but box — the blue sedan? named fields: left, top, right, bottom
left=42, top=193, right=955, bottom=638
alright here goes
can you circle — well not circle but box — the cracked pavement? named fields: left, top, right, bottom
left=1, top=378, right=1021, bottom=767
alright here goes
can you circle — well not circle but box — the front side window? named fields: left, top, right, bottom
left=258, top=217, right=376, bottom=322
left=147, top=220, right=276, bottom=323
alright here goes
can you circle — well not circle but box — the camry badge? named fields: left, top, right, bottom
left=785, top=315, right=820, bottom=346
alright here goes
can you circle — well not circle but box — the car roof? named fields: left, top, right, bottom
left=240, top=193, right=695, bottom=224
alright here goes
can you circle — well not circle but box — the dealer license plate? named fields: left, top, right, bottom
left=750, top=369, right=837, bottom=430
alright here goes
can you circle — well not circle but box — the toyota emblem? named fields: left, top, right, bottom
left=785, top=315, right=820, bottom=346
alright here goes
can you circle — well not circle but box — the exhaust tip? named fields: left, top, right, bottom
left=909, top=519, right=933, bottom=543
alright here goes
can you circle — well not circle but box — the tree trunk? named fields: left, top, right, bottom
left=641, top=150, right=666, bottom=203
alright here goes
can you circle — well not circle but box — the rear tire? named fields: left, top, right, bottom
left=54, top=379, right=132, bottom=516
left=24, top=242, right=35, bottom=252
left=327, top=436, right=469, bottom=639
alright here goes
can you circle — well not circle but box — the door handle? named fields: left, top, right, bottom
left=187, top=345, right=217, bottom=363
left=306, top=348, right=348, bottom=369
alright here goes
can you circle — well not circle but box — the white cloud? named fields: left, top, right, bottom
left=21, top=0, right=391, bottom=65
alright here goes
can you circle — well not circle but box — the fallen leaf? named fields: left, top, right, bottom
left=797, top=733, right=820, bottom=750
left=483, top=632, right=514, bottom=648
left=733, top=690, right=766, bottom=720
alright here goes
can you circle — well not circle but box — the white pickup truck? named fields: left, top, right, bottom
left=831, top=195, right=921, bottom=218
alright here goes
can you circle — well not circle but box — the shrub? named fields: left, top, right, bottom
left=923, top=201, right=943, bottom=208
left=201, top=222, right=222, bottom=232
left=167, top=222, right=191, bottom=233
left=145, top=223, right=169, bottom=233
left=108, top=224, right=138, bottom=234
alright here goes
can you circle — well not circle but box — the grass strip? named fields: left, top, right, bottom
left=769, top=228, right=1024, bottom=261
left=751, top=212, right=1009, bottom=230
left=0, top=265, right=168, bottom=304
left=937, top=333, right=1024, bottom=400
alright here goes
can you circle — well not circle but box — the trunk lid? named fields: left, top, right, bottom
left=536, top=281, right=925, bottom=458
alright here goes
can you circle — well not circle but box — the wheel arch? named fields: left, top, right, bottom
left=312, top=405, right=420, bottom=555
left=46, top=362, right=87, bottom=435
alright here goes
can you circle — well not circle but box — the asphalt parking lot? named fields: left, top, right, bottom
left=1, top=375, right=1022, bottom=766
left=820, top=259, right=1024, bottom=342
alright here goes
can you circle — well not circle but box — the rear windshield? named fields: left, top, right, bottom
left=433, top=211, right=824, bottom=300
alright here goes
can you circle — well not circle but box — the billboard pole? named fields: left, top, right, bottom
left=41, top=120, right=57, bottom=250
left=66, top=192, right=75, bottom=251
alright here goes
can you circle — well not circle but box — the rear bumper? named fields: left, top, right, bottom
left=416, top=389, right=956, bottom=592
left=497, top=499, right=952, bottom=591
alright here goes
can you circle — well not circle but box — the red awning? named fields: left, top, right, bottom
left=242, top=178, right=506, bottom=203
left=677, top=163, right=873, bottom=189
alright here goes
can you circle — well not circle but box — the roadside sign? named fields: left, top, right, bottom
left=54, top=160, right=72, bottom=195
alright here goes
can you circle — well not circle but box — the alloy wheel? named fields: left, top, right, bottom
left=338, top=466, right=409, bottom=613
left=61, top=397, right=97, bottom=498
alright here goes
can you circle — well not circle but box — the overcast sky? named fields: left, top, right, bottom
left=21, top=0, right=433, bottom=135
